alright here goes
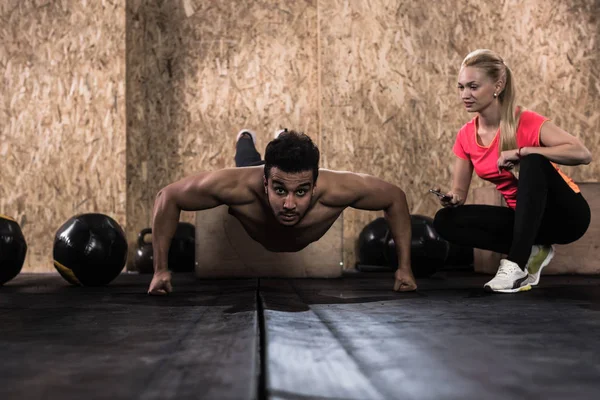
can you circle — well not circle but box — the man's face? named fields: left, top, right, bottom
left=263, top=168, right=315, bottom=226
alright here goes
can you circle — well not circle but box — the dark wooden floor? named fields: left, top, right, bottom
left=1, top=271, right=600, bottom=399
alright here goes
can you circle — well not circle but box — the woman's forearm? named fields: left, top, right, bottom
left=522, top=144, right=592, bottom=166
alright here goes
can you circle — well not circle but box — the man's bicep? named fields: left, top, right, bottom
left=162, top=173, right=222, bottom=211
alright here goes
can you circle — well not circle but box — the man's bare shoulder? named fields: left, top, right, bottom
left=318, top=168, right=365, bottom=187
left=201, top=166, right=264, bottom=204
left=316, top=169, right=365, bottom=207
left=219, top=165, right=263, bottom=180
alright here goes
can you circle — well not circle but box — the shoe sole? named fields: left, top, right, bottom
left=528, top=246, right=556, bottom=286
left=484, top=284, right=532, bottom=293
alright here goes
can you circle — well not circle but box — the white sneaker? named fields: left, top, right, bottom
left=274, top=128, right=287, bottom=138
left=525, top=245, right=555, bottom=286
left=484, top=259, right=531, bottom=293
left=236, top=129, right=257, bottom=145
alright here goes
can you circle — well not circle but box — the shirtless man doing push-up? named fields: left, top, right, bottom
left=148, top=130, right=417, bottom=294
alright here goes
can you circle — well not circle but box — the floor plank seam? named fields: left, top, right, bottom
left=257, top=280, right=268, bottom=400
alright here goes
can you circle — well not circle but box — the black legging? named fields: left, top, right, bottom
left=433, top=154, right=590, bottom=270
left=234, top=136, right=265, bottom=167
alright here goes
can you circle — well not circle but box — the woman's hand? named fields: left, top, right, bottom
left=441, top=191, right=465, bottom=208
left=497, top=149, right=520, bottom=172
left=432, top=187, right=465, bottom=208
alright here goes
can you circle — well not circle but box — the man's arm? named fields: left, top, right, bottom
left=149, top=168, right=254, bottom=294
left=322, top=171, right=416, bottom=291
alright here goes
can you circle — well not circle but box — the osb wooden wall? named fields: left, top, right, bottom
left=6, top=1, right=593, bottom=273
left=128, top=0, right=599, bottom=270
left=0, top=0, right=126, bottom=272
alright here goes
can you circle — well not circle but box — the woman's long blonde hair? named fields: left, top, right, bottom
left=461, top=49, right=520, bottom=154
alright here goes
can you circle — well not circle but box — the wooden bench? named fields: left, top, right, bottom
left=471, top=183, right=600, bottom=275
left=194, top=205, right=343, bottom=278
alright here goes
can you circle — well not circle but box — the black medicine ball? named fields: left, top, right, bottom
left=53, top=213, right=127, bottom=286
left=0, top=215, right=27, bottom=285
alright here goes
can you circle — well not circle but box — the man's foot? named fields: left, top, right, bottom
left=484, top=259, right=531, bottom=293
left=525, top=245, right=555, bottom=286
left=393, top=268, right=417, bottom=292
left=236, top=129, right=257, bottom=145
left=274, top=128, right=287, bottom=139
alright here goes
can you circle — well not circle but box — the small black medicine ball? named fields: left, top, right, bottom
left=357, top=217, right=390, bottom=267
left=53, top=213, right=128, bottom=286
left=0, top=215, right=27, bottom=285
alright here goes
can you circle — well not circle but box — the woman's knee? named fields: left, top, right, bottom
left=433, top=207, right=456, bottom=238
left=518, top=154, right=556, bottom=183
left=519, top=153, right=549, bottom=170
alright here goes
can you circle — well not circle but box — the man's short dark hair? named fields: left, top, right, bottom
left=264, top=130, right=320, bottom=183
